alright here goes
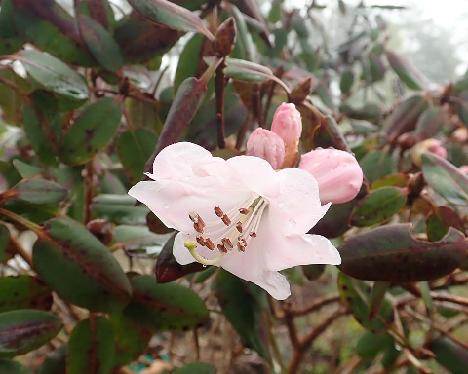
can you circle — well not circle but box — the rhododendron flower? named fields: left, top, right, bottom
left=271, top=103, right=302, bottom=167
left=410, top=139, right=448, bottom=166
left=129, top=142, right=340, bottom=300
left=299, top=148, right=363, bottom=204
left=246, top=128, right=285, bottom=169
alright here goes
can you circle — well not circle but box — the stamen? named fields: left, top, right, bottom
left=221, top=214, right=231, bottom=226
left=239, top=208, right=250, bottom=214
left=214, top=206, right=223, bottom=217
left=249, top=232, right=256, bottom=238
left=222, top=238, right=233, bottom=249
left=205, top=238, right=215, bottom=250
left=237, top=242, right=246, bottom=252
left=189, top=212, right=206, bottom=233
left=184, top=241, right=223, bottom=266
left=217, top=243, right=227, bottom=253
left=196, top=236, right=206, bottom=246
left=236, top=222, right=243, bottom=233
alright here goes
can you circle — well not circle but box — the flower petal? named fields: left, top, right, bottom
left=129, top=179, right=247, bottom=232
left=226, top=155, right=280, bottom=197
left=269, top=168, right=330, bottom=235
left=173, top=232, right=196, bottom=265
left=255, top=271, right=291, bottom=300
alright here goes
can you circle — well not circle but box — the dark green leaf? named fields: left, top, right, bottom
left=124, top=275, right=209, bottom=331
left=214, top=270, right=270, bottom=359
left=128, top=0, right=214, bottom=40
left=0, top=359, right=32, bottom=374
left=360, top=151, right=397, bottom=182
left=309, top=202, right=355, bottom=238
left=337, top=273, right=392, bottom=333
left=0, top=276, right=52, bottom=313
left=16, top=179, right=67, bottom=205
left=17, top=50, right=88, bottom=100
left=351, top=187, right=407, bottom=227
left=77, top=15, right=123, bottom=72
left=355, top=331, right=394, bottom=359
left=117, top=129, right=157, bottom=181
left=110, top=314, right=152, bottom=367
left=339, top=224, right=468, bottom=282
left=422, top=153, right=468, bottom=207
left=414, top=105, right=447, bottom=140
left=37, top=346, right=66, bottom=374
left=0, top=225, right=12, bottom=264
left=386, top=50, right=428, bottom=90
left=33, top=217, right=132, bottom=313
left=175, top=34, right=205, bottom=90
left=0, top=310, right=61, bottom=357
left=60, top=97, right=122, bottom=165
left=429, top=337, right=468, bottom=374
left=340, top=68, right=354, bottom=94
left=67, top=317, right=114, bottom=374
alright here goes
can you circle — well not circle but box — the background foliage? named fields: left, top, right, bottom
left=0, top=0, right=467, bottom=373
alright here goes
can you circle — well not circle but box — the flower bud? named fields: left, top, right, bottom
left=299, top=148, right=363, bottom=204
left=271, top=103, right=302, bottom=167
left=410, top=139, right=447, bottom=167
left=246, top=128, right=285, bottom=169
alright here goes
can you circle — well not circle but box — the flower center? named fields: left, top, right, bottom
left=184, top=196, right=267, bottom=265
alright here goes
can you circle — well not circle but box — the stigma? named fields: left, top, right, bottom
left=184, top=196, right=267, bottom=265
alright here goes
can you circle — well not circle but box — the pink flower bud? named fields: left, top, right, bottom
left=410, top=139, right=447, bottom=166
left=271, top=103, right=302, bottom=167
left=459, top=165, right=468, bottom=175
left=246, top=128, right=286, bottom=169
left=299, top=148, right=363, bottom=204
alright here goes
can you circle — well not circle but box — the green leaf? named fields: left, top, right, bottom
left=17, top=50, right=88, bottom=100
left=414, top=105, right=447, bottom=140
left=0, top=0, right=23, bottom=54
left=340, top=68, right=354, bottom=94
left=77, top=15, right=123, bottom=72
left=33, top=217, right=132, bottom=313
left=175, top=34, right=205, bottom=90
left=224, top=57, right=275, bottom=83
left=37, top=346, right=66, bottom=374
left=128, top=0, right=214, bottom=40
left=386, top=50, right=428, bottom=90
left=337, top=273, right=392, bottom=333
left=0, top=359, right=32, bottom=374
left=214, top=270, right=270, bottom=359
left=382, top=94, right=428, bottom=142
left=309, top=201, right=355, bottom=238
left=21, top=104, right=58, bottom=166
left=0, top=224, right=12, bottom=264
left=422, top=153, right=468, bottom=207
left=60, top=97, right=122, bottom=165
left=117, top=129, right=157, bottom=181
left=0, top=310, right=61, bottom=357
left=355, top=331, right=394, bottom=359
left=360, top=151, right=396, bottom=182
left=110, top=314, right=152, bottom=368
left=0, top=276, right=52, bottom=313
left=16, top=179, right=67, bottom=205
left=124, top=275, right=209, bottom=331
left=173, top=362, right=216, bottom=374
left=351, top=187, right=407, bottom=227
left=339, top=224, right=468, bottom=282
left=231, top=5, right=256, bottom=61
left=67, top=317, right=115, bottom=374
left=429, top=337, right=468, bottom=374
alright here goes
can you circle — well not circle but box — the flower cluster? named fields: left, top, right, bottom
left=129, top=103, right=363, bottom=299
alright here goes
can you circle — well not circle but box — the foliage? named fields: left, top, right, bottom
left=0, top=0, right=466, bottom=373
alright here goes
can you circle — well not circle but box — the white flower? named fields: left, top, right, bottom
left=129, top=142, right=340, bottom=300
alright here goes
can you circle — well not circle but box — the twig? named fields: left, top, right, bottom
left=288, top=308, right=348, bottom=373
left=9, top=236, right=33, bottom=268
left=284, top=295, right=339, bottom=318
left=215, top=59, right=226, bottom=148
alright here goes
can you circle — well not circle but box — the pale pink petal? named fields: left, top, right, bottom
left=173, top=232, right=196, bottom=265
left=269, top=168, right=330, bottom=235
left=255, top=271, right=291, bottom=300
left=129, top=180, right=248, bottom=233
left=226, top=155, right=280, bottom=197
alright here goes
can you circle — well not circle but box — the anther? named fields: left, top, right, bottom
left=249, top=232, right=256, bottom=238
left=237, top=242, right=246, bottom=252
left=221, top=214, right=231, bottom=226
left=238, top=238, right=247, bottom=247
left=189, top=212, right=205, bottom=233
left=196, top=236, right=206, bottom=246
left=217, top=243, right=227, bottom=253
left=205, top=238, right=215, bottom=250
left=222, top=238, right=233, bottom=249
left=236, top=222, right=243, bottom=233
left=239, top=208, right=249, bottom=214
left=214, top=206, right=223, bottom=217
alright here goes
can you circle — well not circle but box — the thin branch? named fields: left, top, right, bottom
left=284, top=295, right=340, bottom=318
